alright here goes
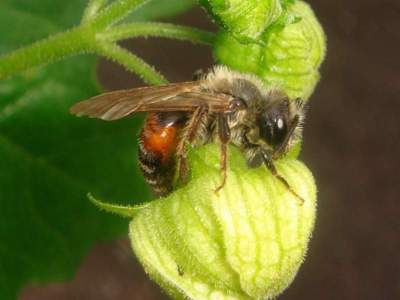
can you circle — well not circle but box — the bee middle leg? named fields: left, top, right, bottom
left=176, top=105, right=209, bottom=181
left=215, top=113, right=231, bottom=193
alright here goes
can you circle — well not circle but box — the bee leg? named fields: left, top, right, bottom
left=261, top=151, right=304, bottom=205
left=176, top=105, right=209, bottom=181
left=215, top=114, right=231, bottom=193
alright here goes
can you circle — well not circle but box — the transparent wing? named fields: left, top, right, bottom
left=70, top=82, right=231, bottom=121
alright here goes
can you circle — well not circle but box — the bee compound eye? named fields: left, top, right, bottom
left=276, top=117, right=285, bottom=130
left=259, top=115, right=288, bottom=147
left=272, top=117, right=287, bottom=145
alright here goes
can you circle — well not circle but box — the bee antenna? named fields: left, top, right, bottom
left=192, top=69, right=205, bottom=81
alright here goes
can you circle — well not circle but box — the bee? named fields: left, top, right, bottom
left=70, top=66, right=305, bottom=202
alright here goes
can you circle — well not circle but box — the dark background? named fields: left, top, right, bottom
left=20, top=0, right=400, bottom=299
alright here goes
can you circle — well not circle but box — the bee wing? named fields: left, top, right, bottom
left=70, top=82, right=231, bottom=121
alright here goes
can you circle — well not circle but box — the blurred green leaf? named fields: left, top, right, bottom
left=0, top=0, right=196, bottom=298
left=0, top=56, right=150, bottom=299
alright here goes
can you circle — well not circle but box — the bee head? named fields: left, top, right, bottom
left=246, top=96, right=304, bottom=155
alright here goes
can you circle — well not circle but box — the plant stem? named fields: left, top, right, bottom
left=91, top=0, right=150, bottom=29
left=82, top=0, right=109, bottom=24
left=97, top=43, right=167, bottom=85
left=0, top=1, right=214, bottom=83
left=0, top=27, right=96, bottom=80
left=88, top=193, right=150, bottom=218
left=100, top=22, right=216, bottom=45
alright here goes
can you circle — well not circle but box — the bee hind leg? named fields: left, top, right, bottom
left=215, top=114, right=231, bottom=193
left=176, top=105, right=209, bottom=182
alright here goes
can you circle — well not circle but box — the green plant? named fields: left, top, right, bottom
left=92, top=144, right=317, bottom=299
left=0, top=0, right=325, bottom=299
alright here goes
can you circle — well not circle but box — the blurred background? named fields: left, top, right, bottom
left=20, top=0, right=400, bottom=299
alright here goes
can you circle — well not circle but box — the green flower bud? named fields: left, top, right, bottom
left=199, top=0, right=285, bottom=43
left=213, top=1, right=326, bottom=100
left=92, top=144, right=317, bottom=299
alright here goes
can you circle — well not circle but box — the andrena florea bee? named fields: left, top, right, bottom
left=70, top=66, right=306, bottom=202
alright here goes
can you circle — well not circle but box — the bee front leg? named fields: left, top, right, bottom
left=261, top=151, right=304, bottom=205
left=176, top=105, right=209, bottom=182
left=215, top=114, right=231, bottom=193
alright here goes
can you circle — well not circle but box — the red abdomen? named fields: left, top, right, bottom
left=138, top=112, right=188, bottom=196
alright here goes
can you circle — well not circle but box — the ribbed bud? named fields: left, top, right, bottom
left=199, top=0, right=284, bottom=43
left=213, top=1, right=326, bottom=100
left=128, top=144, right=316, bottom=299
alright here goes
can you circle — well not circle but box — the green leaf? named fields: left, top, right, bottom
left=0, top=0, right=180, bottom=298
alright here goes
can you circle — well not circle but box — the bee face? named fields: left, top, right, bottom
left=240, top=94, right=298, bottom=156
